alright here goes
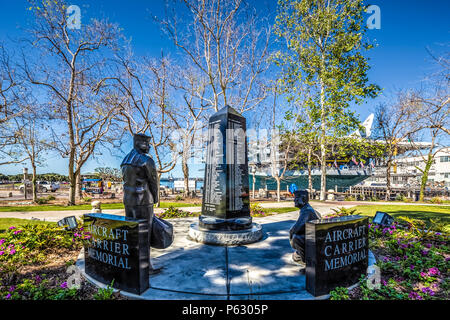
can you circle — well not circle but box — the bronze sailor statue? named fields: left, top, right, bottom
left=121, top=133, right=162, bottom=274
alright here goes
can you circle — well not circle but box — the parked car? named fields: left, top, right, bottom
left=19, top=181, right=60, bottom=193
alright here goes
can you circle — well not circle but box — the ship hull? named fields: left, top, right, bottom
left=250, top=174, right=370, bottom=191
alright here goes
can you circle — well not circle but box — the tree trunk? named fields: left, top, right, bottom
left=319, top=79, right=327, bottom=201
left=307, top=148, right=313, bottom=194
left=76, top=171, right=82, bottom=201
left=252, top=171, right=256, bottom=199
left=385, top=159, right=392, bottom=201
left=276, top=177, right=281, bottom=202
left=32, top=164, right=37, bottom=203
left=68, top=158, right=76, bottom=205
left=182, top=156, right=190, bottom=198
left=156, top=173, right=161, bottom=207
left=419, top=153, right=433, bottom=202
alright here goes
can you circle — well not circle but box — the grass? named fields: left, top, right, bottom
left=352, top=204, right=450, bottom=230
left=265, top=207, right=298, bottom=214
left=0, top=218, right=56, bottom=232
left=0, top=201, right=200, bottom=212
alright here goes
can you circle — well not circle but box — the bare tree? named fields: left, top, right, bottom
left=109, top=53, right=179, bottom=206
left=22, top=0, right=125, bottom=205
left=373, top=92, right=419, bottom=200
left=158, top=0, right=271, bottom=113
left=0, top=44, right=28, bottom=166
left=169, top=64, right=210, bottom=197
left=11, top=104, right=50, bottom=202
left=267, top=88, right=296, bottom=202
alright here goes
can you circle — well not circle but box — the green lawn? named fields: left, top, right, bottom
left=265, top=207, right=298, bottom=214
left=0, top=218, right=56, bottom=232
left=352, top=204, right=450, bottom=230
left=0, top=201, right=201, bottom=212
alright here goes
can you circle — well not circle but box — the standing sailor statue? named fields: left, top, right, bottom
left=121, top=133, right=162, bottom=275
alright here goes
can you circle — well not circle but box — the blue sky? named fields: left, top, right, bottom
left=0, top=0, right=449, bottom=177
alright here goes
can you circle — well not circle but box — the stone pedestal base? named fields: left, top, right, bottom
left=188, top=222, right=263, bottom=246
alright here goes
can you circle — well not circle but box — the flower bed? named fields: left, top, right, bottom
left=329, top=211, right=449, bottom=300
left=0, top=223, right=123, bottom=300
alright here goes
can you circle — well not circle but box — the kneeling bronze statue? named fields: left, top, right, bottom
left=289, top=190, right=321, bottom=265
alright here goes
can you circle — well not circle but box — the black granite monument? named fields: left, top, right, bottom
left=83, top=213, right=149, bottom=295
left=199, top=106, right=251, bottom=231
left=305, top=215, right=369, bottom=297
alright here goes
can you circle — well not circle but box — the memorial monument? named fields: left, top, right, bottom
left=305, top=215, right=369, bottom=296
left=189, top=106, right=262, bottom=245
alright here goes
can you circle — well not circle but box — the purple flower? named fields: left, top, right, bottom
left=0, top=239, right=5, bottom=245
left=383, top=257, right=390, bottom=262
left=9, top=249, right=16, bottom=255
left=422, top=287, right=435, bottom=296
left=445, top=257, right=450, bottom=262
left=8, top=286, right=15, bottom=292
left=425, top=243, right=432, bottom=248
left=60, top=282, right=68, bottom=289
left=435, top=232, right=441, bottom=236
left=408, top=291, right=423, bottom=300
left=0, top=251, right=4, bottom=256
left=5, top=294, right=11, bottom=300
left=428, top=267, right=440, bottom=276
left=421, top=250, right=429, bottom=256
left=410, top=265, right=415, bottom=270
left=8, top=226, right=16, bottom=230
left=420, top=272, right=427, bottom=278
left=35, top=275, right=41, bottom=283
left=381, top=280, right=388, bottom=286
left=13, top=230, right=22, bottom=235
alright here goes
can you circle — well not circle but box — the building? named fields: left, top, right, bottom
left=362, top=147, right=450, bottom=188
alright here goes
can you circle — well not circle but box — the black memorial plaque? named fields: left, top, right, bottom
left=83, top=213, right=149, bottom=295
left=305, top=215, right=369, bottom=297
left=200, top=106, right=251, bottom=230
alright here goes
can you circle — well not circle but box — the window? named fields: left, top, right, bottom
left=440, top=156, right=450, bottom=162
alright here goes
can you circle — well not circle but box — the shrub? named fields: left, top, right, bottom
left=0, top=224, right=90, bottom=267
left=83, top=196, right=92, bottom=203
left=46, top=195, right=56, bottom=201
left=157, top=206, right=199, bottom=219
left=430, top=197, right=443, bottom=204
left=250, top=203, right=269, bottom=217
left=344, top=195, right=356, bottom=201
left=329, top=287, right=350, bottom=300
left=35, top=198, right=48, bottom=205
left=93, top=280, right=115, bottom=300
left=327, top=207, right=359, bottom=219
left=175, top=195, right=184, bottom=201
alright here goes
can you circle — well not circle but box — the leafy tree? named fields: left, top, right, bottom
left=273, top=0, right=380, bottom=200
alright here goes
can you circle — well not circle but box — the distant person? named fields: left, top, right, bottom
left=288, top=183, right=298, bottom=195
